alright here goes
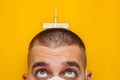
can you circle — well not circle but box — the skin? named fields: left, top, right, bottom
left=23, top=45, right=91, bottom=80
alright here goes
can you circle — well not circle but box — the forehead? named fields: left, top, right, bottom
left=28, top=45, right=84, bottom=69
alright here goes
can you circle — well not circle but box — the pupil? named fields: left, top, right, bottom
left=68, top=71, right=72, bottom=74
left=40, top=71, right=45, bottom=74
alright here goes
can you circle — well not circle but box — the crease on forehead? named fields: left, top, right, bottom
left=29, top=45, right=82, bottom=62
left=30, top=45, right=82, bottom=54
left=28, top=45, right=86, bottom=70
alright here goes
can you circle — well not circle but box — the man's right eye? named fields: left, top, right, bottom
left=36, top=69, right=48, bottom=78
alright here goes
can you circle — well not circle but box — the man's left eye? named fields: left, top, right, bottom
left=64, top=70, right=76, bottom=78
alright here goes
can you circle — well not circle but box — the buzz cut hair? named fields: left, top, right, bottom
left=28, top=28, right=86, bottom=69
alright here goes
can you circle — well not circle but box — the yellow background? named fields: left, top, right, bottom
left=0, top=0, right=119, bottom=80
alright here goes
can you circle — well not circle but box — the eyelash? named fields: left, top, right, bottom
left=35, top=69, right=48, bottom=76
left=65, top=68, right=77, bottom=75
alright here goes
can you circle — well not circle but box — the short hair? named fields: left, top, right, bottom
left=28, top=28, right=86, bottom=69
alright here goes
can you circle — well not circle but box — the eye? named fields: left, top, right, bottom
left=36, top=69, right=48, bottom=78
left=64, top=70, right=76, bottom=78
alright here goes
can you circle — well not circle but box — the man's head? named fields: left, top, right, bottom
left=23, top=28, right=91, bottom=80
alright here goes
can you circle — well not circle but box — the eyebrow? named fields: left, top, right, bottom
left=32, top=61, right=80, bottom=71
left=66, top=61, right=80, bottom=70
left=32, top=62, right=48, bottom=70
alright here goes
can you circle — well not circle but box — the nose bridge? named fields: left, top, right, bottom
left=48, top=61, right=64, bottom=80
left=51, top=62, right=61, bottom=75
left=49, top=57, right=63, bottom=75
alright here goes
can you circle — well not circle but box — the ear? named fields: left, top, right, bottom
left=86, top=71, right=92, bottom=80
left=22, top=73, right=28, bottom=80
